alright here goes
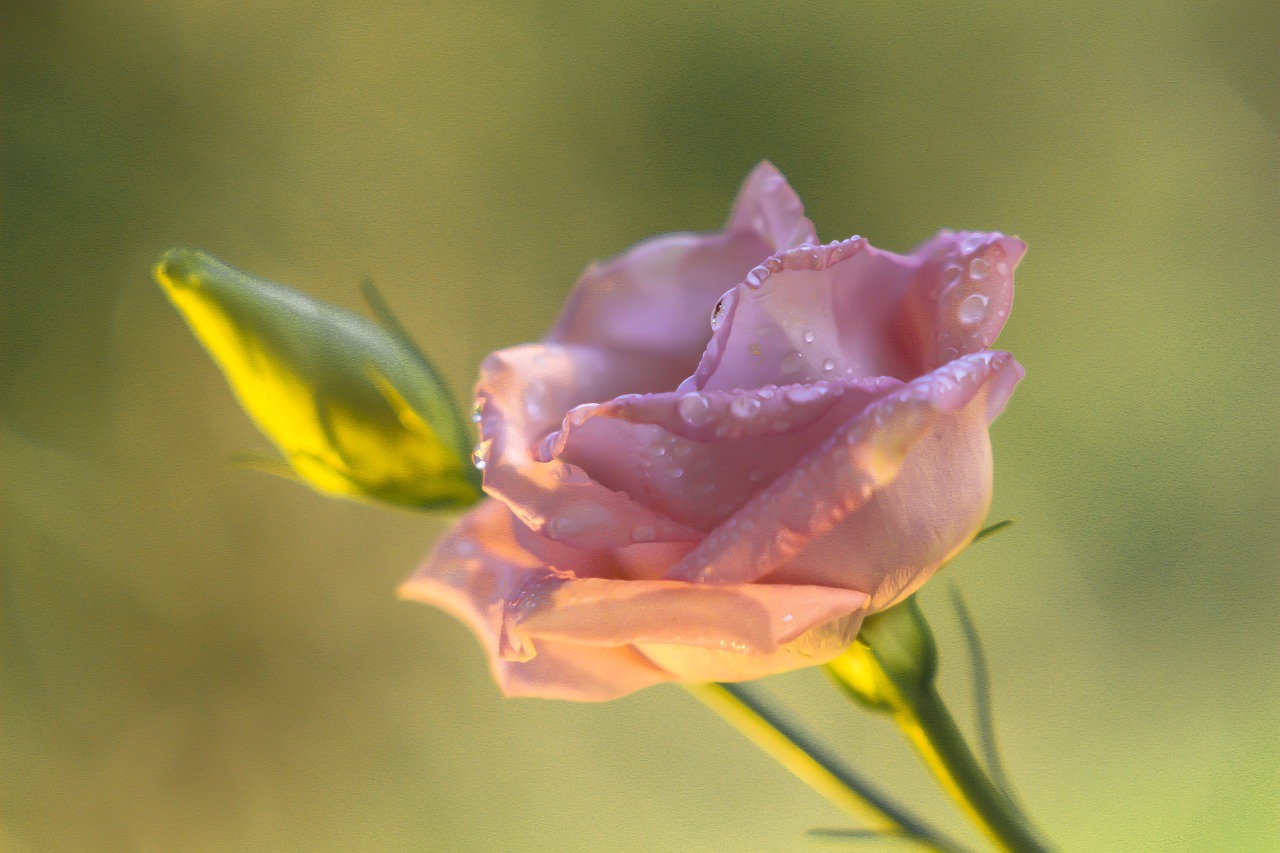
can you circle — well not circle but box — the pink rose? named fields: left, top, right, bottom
left=400, top=163, right=1025, bottom=701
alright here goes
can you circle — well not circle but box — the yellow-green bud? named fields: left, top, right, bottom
left=154, top=247, right=482, bottom=510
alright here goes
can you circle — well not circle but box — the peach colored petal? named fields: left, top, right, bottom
left=501, top=573, right=868, bottom=659
left=549, top=162, right=816, bottom=372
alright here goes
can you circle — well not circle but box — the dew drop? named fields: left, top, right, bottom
left=969, top=257, right=991, bottom=280
left=469, top=403, right=484, bottom=424
left=710, top=298, right=728, bottom=330
left=730, top=397, right=762, bottom=419
left=822, top=358, right=836, bottom=372
left=782, top=614, right=794, bottom=623
left=785, top=385, right=827, bottom=404
left=525, top=380, right=546, bottom=419
left=470, top=443, right=489, bottom=470
left=958, top=293, right=990, bottom=325
left=677, top=392, right=712, bottom=426
left=803, top=329, right=817, bottom=344
left=757, top=386, right=776, bottom=400
left=666, top=466, right=685, bottom=479
left=549, top=502, right=614, bottom=538
left=780, top=351, right=805, bottom=373
left=960, top=234, right=985, bottom=254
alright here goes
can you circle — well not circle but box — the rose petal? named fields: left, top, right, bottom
left=635, top=614, right=863, bottom=683
left=666, top=351, right=1024, bottom=611
left=903, top=230, right=1025, bottom=375
left=685, top=231, right=1023, bottom=391
left=475, top=342, right=703, bottom=548
left=537, top=376, right=902, bottom=531
left=549, top=162, right=816, bottom=371
left=398, top=500, right=670, bottom=701
left=502, top=572, right=868, bottom=657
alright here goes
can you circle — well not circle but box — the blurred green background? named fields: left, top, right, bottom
left=2, top=1, right=1276, bottom=850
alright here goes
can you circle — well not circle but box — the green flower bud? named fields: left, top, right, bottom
left=827, top=596, right=939, bottom=712
left=154, top=247, right=482, bottom=510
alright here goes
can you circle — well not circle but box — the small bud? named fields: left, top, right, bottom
left=154, top=247, right=482, bottom=510
left=856, top=596, right=938, bottom=690
left=827, top=596, right=938, bottom=712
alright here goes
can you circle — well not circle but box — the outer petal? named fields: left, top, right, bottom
left=398, top=500, right=671, bottom=701
left=685, top=232, right=1023, bottom=392
left=474, top=342, right=704, bottom=549
left=502, top=573, right=868, bottom=659
left=549, top=162, right=817, bottom=370
left=666, top=351, right=1024, bottom=610
left=535, top=376, right=901, bottom=532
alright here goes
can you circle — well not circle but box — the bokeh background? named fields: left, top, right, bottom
left=2, top=1, right=1276, bottom=850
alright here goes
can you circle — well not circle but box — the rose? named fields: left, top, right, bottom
left=400, top=163, right=1025, bottom=701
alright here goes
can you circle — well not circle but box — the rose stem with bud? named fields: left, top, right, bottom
left=681, top=682, right=973, bottom=853
left=827, top=599, right=1057, bottom=853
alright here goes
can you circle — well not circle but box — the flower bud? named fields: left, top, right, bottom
left=827, top=596, right=938, bottom=711
left=154, top=247, right=482, bottom=510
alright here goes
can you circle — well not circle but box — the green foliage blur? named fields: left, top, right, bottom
left=2, top=1, right=1275, bottom=851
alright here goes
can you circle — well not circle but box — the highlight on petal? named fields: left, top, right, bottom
left=549, top=162, right=817, bottom=371
left=154, top=248, right=481, bottom=509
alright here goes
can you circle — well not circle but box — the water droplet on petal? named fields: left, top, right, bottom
left=803, top=329, right=816, bottom=344
left=710, top=298, right=728, bottom=330
left=969, top=257, right=991, bottom=280
left=677, top=392, right=712, bottom=426
left=469, top=403, right=484, bottom=424
left=782, top=613, right=794, bottom=623
left=822, top=358, right=836, bottom=372
left=730, top=397, right=761, bottom=419
left=781, top=351, right=805, bottom=373
left=470, top=443, right=489, bottom=470
left=785, top=385, right=828, bottom=404
left=958, top=293, right=990, bottom=325
left=960, top=234, right=984, bottom=254
left=758, top=386, right=776, bottom=399
left=666, top=466, right=685, bottom=479
left=549, top=502, right=614, bottom=538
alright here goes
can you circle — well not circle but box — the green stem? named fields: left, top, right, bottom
left=826, top=618, right=1057, bottom=853
left=682, top=682, right=972, bottom=853
left=889, top=683, right=1056, bottom=853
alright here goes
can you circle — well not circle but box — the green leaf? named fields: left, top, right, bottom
left=948, top=585, right=1016, bottom=801
left=154, top=247, right=483, bottom=510
left=807, top=828, right=935, bottom=849
left=972, top=519, right=1014, bottom=543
